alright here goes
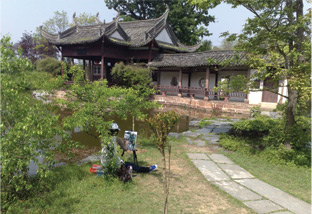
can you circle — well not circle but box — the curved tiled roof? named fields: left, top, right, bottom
left=41, top=8, right=198, bottom=52
left=148, top=50, right=247, bottom=67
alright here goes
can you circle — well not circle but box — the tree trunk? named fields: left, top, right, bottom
left=285, top=86, right=298, bottom=148
left=161, top=150, right=168, bottom=214
left=283, top=0, right=303, bottom=148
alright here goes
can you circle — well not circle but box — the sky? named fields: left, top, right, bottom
left=0, top=0, right=309, bottom=47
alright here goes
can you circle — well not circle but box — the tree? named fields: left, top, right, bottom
left=69, top=12, right=98, bottom=27
left=57, top=65, right=158, bottom=174
left=14, top=32, right=38, bottom=63
left=147, top=111, right=180, bottom=214
left=110, top=62, right=158, bottom=131
left=192, top=0, right=311, bottom=147
left=212, top=38, right=237, bottom=50
left=0, top=36, right=75, bottom=210
left=105, top=0, right=219, bottom=45
left=41, top=10, right=69, bottom=34
left=197, top=40, right=212, bottom=52
left=33, top=29, right=58, bottom=59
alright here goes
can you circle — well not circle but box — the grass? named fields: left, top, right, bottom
left=221, top=149, right=311, bottom=203
left=198, top=118, right=212, bottom=128
left=7, top=137, right=254, bottom=214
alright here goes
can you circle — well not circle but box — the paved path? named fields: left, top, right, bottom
left=187, top=153, right=311, bottom=214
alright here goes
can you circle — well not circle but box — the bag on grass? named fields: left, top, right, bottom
left=117, top=164, right=132, bottom=183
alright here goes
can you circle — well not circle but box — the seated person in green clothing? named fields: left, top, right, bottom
left=101, top=123, right=157, bottom=173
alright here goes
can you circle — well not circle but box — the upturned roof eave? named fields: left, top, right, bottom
left=40, top=7, right=201, bottom=52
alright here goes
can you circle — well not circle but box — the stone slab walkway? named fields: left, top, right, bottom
left=187, top=153, right=311, bottom=214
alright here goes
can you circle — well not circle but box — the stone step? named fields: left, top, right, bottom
left=236, top=179, right=311, bottom=214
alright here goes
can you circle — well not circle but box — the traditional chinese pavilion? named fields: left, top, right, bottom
left=41, top=8, right=287, bottom=105
left=41, top=7, right=200, bottom=82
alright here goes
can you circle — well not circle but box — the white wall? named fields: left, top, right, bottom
left=155, top=28, right=174, bottom=44
left=159, top=69, right=288, bottom=104
left=249, top=69, right=263, bottom=104
left=160, top=72, right=177, bottom=86
left=160, top=71, right=188, bottom=95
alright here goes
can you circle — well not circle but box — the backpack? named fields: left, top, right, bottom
left=117, top=164, right=132, bottom=183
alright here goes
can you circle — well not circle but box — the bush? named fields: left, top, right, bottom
left=36, top=57, right=61, bottom=76
left=219, top=134, right=244, bottom=151
left=230, top=116, right=280, bottom=145
left=223, top=116, right=311, bottom=167
left=111, top=62, right=153, bottom=96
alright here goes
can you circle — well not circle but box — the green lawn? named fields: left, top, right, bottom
left=7, top=138, right=254, bottom=214
left=221, top=150, right=311, bottom=203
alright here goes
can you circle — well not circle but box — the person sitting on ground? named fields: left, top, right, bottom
left=101, top=123, right=157, bottom=173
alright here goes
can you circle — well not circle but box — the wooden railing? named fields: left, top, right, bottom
left=157, top=86, right=247, bottom=100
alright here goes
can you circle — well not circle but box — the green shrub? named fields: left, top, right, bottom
left=231, top=116, right=279, bottom=136
left=224, top=116, right=311, bottom=167
left=36, top=57, right=61, bottom=76
left=258, top=145, right=311, bottom=167
left=219, top=134, right=247, bottom=152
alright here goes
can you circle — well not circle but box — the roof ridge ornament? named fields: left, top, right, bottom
left=115, top=8, right=120, bottom=26
left=96, top=12, right=102, bottom=24
left=73, top=12, right=78, bottom=25
left=72, top=12, right=80, bottom=33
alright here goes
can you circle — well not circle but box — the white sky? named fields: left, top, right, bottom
left=0, top=0, right=309, bottom=46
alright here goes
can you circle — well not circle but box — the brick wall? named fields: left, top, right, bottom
left=152, top=95, right=258, bottom=115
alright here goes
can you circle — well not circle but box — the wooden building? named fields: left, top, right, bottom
left=41, top=8, right=286, bottom=105
left=149, top=50, right=287, bottom=104
left=41, top=8, right=199, bottom=82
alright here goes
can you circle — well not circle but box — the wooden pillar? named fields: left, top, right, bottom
left=61, top=56, right=64, bottom=77
left=188, top=70, right=191, bottom=97
left=83, top=59, right=86, bottom=80
left=91, top=60, right=94, bottom=81
left=178, top=68, right=182, bottom=97
left=100, top=35, right=105, bottom=80
left=215, top=71, right=219, bottom=100
left=88, top=60, right=92, bottom=81
left=157, top=71, right=161, bottom=87
left=148, top=40, right=154, bottom=63
left=101, top=56, right=104, bottom=80
left=204, top=67, right=210, bottom=101
left=71, top=58, right=74, bottom=66
left=244, top=69, right=250, bottom=104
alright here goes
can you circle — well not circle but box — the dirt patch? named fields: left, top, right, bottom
left=135, top=144, right=253, bottom=214
left=182, top=144, right=221, bottom=154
